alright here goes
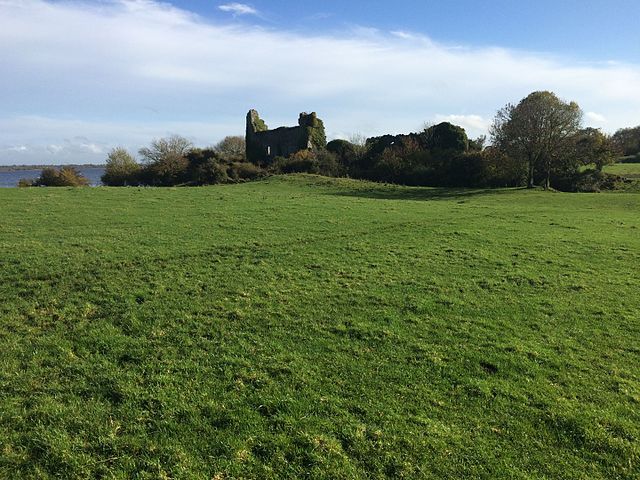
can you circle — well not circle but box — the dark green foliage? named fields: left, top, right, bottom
left=134, top=141, right=266, bottom=187
left=137, top=135, right=194, bottom=186
left=468, top=135, right=487, bottom=152
left=612, top=126, right=640, bottom=156
left=272, top=151, right=319, bottom=174
left=326, top=139, right=356, bottom=157
left=491, top=91, right=583, bottom=189
left=139, top=152, right=190, bottom=186
left=422, top=122, right=469, bottom=152
left=0, top=176, right=639, bottom=478
left=185, top=148, right=226, bottom=185
left=555, top=169, right=628, bottom=192
left=574, top=128, right=618, bottom=171
left=270, top=149, right=341, bottom=177
left=32, top=166, right=90, bottom=187
left=228, top=161, right=265, bottom=181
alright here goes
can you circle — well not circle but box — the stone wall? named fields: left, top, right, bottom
left=245, top=110, right=326, bottom=164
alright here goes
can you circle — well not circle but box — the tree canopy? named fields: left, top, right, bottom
left=491, top=91, right=583, bottom=189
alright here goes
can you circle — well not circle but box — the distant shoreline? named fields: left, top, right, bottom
left=0, top=164, right=106, bottom=172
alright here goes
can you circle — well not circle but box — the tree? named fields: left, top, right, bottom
left=422, top=122, right=468, bottom=153
left=214, top=136, right=246, bottom=162
left=138, top=135, right=193, bottom=164
left=573, top=128, right=618, bottom=171
left=102, top=147, right=140, bottom=186
left=611, top=126, right=640, bottom=156
left=138, top=135, right=193, bottom=186
left=468, top=135, right=487, bottom=152
left=491, top=91, right=583, bottom=189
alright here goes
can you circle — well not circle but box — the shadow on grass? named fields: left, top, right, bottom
left=327, top=184, right=523, bottom=202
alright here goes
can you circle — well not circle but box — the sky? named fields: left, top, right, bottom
left=1, top=0, right=640, bottom=165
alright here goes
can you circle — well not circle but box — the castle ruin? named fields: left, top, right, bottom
left=245, top=110, right=326, bottom=164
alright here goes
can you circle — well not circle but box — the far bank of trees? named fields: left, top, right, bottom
left=23, top=90, right=637, bottom=191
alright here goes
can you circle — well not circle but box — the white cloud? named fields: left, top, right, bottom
left=0, top=0, right=639, bottom=164
left=218, top=3, right=257, bottom=16
left=433, top=115, right=491, bottom=134
left=7, top=145, right=28, bottom=152
left=585, top=111, right=607, bottom=124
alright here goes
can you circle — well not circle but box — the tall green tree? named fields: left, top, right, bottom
left=491, top=91, right=583, bottom=189
left=573, top=128, right=618, bottom=171
left=611, top=126, right=640, bottom=156
left=102, top=147, right=140, bottom=186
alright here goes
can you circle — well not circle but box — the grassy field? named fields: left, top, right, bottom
left=0, top=175, right=639, bottom=479
left=605, top=162, right=640, bottom=179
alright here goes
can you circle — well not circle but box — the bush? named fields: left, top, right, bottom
left=422, top=122, right=468, bottom=152
left=327, top=139, right=360, bottom=172
left=102, top=147, right=140, bottom=186
left=34, top=166, right=89, bottom=187
left=316, top=149, right=343, bottom=177
left=229, top=161, right=265, bottom=181
left=271, top=151, right=319, bottom=174
left=140, top=153, right=189, bottom=186
left=554, top=169, right=626, bottom=193
left=17, top=178, right=35, bottom=188
left=138, top=135, right=193, bottom=186
left=185, top=148, right=224, bottom=185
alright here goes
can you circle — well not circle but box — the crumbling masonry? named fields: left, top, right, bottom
left=245, top=110, right=326, bottom=164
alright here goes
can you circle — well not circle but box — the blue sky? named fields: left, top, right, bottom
left=1, top=0, right=639, bottom=165
left=181, top=0, right=640, bottom=62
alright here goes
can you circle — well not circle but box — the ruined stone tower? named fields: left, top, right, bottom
left=245, top=110, right=326, bottom=164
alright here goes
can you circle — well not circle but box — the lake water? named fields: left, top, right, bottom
left=0, top=167, right=105, bottom=187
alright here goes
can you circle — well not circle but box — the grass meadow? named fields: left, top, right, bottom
left=604, top=162, right=640, bottom=179
left=0, top=175, right=639, bottom=478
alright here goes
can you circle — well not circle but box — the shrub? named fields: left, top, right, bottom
left=140, top=153, right=189, bottom=186
left=185, top=148, right=224, bottom=185
left=102, top=147, right=140, bottom=186
left=17, top=178, right=35, bottom=188
left=326, top=139, right=360, bottom=172
left=229, top=161, right=265, bottom=181
left=316, top=149, right=343, bottom=177
left=554, top=169, right=626, bottom=193
left=271, top=151, right=319, bottom=174
left=422, top=122, right=469, bottom=152
left=138, top=135, right=193, bottom=186
left=34, top=166, right=89, bottom=187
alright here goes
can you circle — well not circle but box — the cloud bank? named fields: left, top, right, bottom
left=1, top=0, right=639, bottom=164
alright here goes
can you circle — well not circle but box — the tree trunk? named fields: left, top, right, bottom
left=544, top=159, right=551, bottom=190
left=544, top=169, right=550, bottom=190
left=527, top=161, right=535, bottom=188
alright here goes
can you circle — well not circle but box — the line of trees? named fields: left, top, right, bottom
left=98, top=89, right=632, bottom=191
left=22, top=90, right=639, bottom=191
left=101, top=135, right=264, bottom=187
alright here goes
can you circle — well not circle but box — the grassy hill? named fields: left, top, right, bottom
left=605, top=162, right=640, bottom=179
left=0, top=175, right=638, bottom=478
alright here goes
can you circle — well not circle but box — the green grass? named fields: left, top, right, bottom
left=1, top=175, right=639, bottom=479
left=605, top=162, right=640, bottom=179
